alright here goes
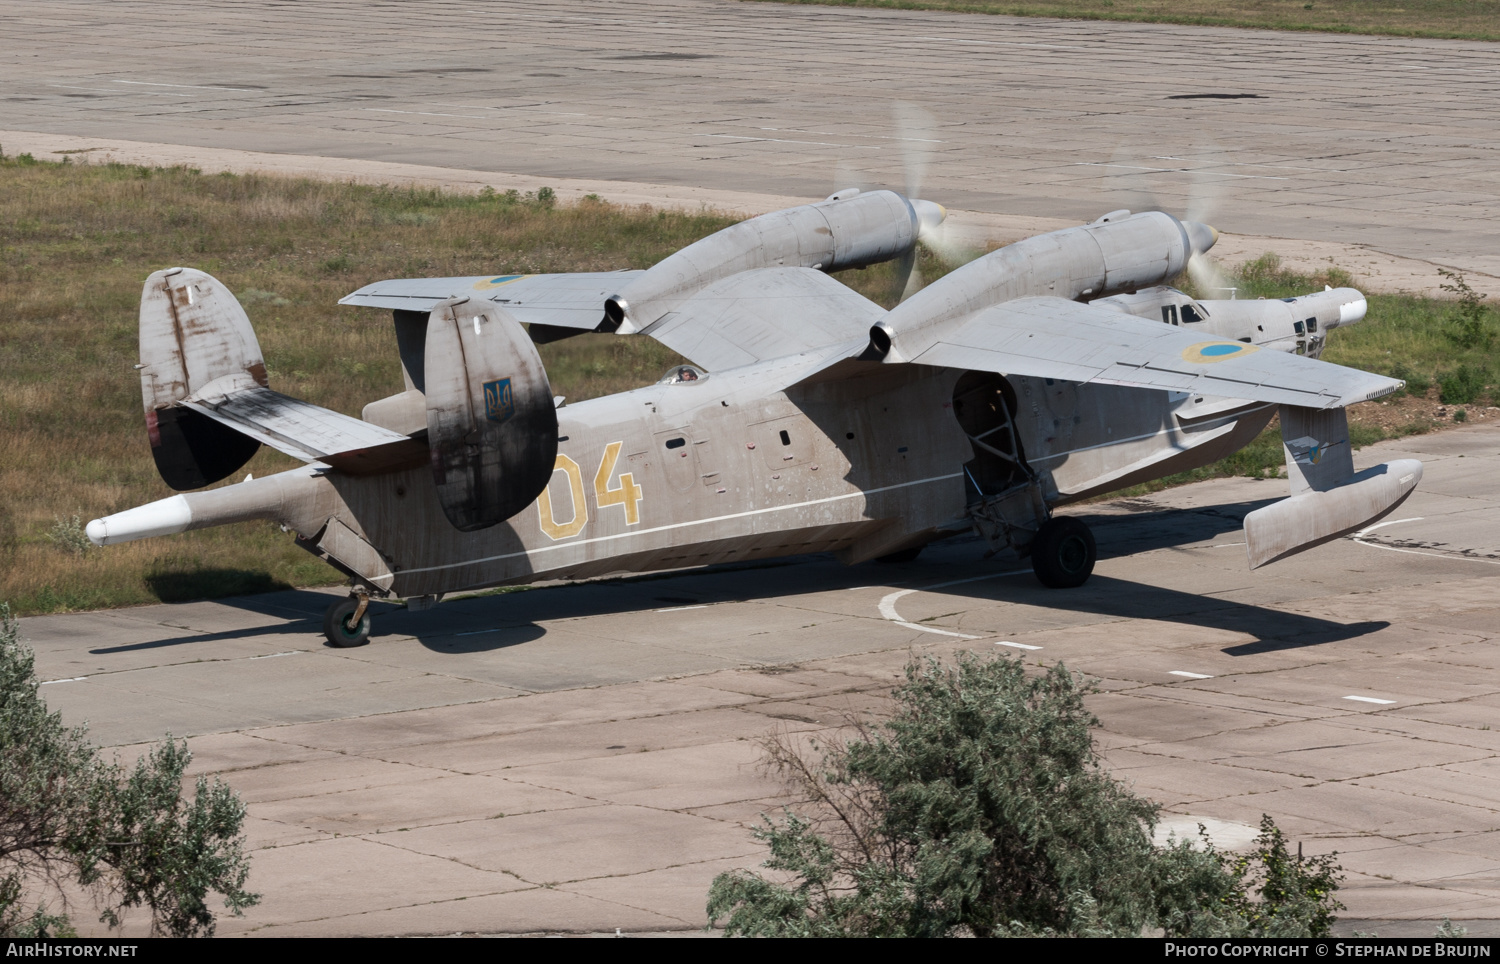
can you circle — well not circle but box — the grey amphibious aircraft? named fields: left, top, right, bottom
left=87, top=190, right=1421, bottom=646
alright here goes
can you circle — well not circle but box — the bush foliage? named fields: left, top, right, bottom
left=708, top=653, right=1343, bottom=937
left=0, top=604, right=257, bottom=936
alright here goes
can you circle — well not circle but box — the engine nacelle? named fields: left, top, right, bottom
left=875, top=211, right=1209, bottom=362
left=606, top=190, right=927, bottom=334
left=424, top=297, right=558, bottom=532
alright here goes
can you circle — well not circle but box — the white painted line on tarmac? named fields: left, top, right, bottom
left=39, top=677, right=88, bottom=685
left=879, top=588, right=982, bottom=639
left=1344, top=695, right=1397, bottom=705
left=654, top=605, right=708, bottom=612
left=1357, top=517, right=1424, bottom=537
left=1351, top=518, right=1500, bottom=567
left=995, top=641, right=1042, bottom=651
left=1170, top=671, right=1214, bottom=679
left=454, top=628, right=498, bottom=637
left=877, top=569, right=1030, bottom=640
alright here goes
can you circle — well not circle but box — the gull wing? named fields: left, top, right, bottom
left=340, top=271, right=644, bottom=333
left=908, top=296, right=1401, bottom=409
left=640, top=266, right=885, bottom=371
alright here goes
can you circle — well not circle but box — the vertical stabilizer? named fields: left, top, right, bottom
left=139, top=268, right=265, bottom=489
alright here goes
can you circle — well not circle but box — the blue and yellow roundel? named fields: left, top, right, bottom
left=1182, top=341, right=1259, bottom=364
left=472, top=274, right=531, bottom=291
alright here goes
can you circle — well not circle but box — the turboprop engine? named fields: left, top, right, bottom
left=870, top=210, right=1215, bottom=361
left=423, top=296, right=558, bottom=532
left=605, top=189, right=944, bottom=333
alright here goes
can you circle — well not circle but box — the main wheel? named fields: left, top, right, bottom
left=323, top=596, right=372, bottom=647
left=1030, top=517, right=1096, bottom=589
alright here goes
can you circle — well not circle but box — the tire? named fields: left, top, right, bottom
left=323, top=596, right=372, bottom=647
left=1030, top=517, right=1096, bottom=589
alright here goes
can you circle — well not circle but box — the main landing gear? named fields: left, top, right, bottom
left=1029, top=516, right=1097, bottom=589
left=323, top=592, right=372, bottom=647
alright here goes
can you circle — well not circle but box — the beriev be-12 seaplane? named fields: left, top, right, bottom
left=86, top=189, right=1419, bottom=646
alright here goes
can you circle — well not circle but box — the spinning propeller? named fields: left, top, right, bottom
left=1102, top=144, right=1231, bottom=297
left=825, top=102, right=977, bottom=304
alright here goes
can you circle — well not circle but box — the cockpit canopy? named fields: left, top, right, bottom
left=659, top=365, right=708, bottom=384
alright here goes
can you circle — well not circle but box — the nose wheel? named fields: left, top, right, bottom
left=1030, top=517, right=1096, bottom=589
left=323, top=593, right=372, bottom=647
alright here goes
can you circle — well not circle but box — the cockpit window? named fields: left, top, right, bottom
left=1181, top=304, right=1203, bottom=324
left=658, top=365, right=707, bottom=384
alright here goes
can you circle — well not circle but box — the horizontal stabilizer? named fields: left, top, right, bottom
left=1244, top=459, right=1422, bottom=568
left=179, top=384, right=421, bottom=474
left=907, top=296, right=1401, bottom=410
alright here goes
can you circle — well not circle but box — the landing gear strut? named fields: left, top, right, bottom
left=323, top=592, right=372, bottom=647
left=1030, top=517, right=1097, bottom=589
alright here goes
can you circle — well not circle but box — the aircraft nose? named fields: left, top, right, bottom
left=1184, top=220, right=1218, bottom=255
left=911, top=198, right=946, bottom=239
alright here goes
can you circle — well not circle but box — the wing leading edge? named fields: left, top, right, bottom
left=905, top=296, right=1401, bottom=409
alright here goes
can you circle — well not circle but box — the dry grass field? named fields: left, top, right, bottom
left=748, top=0, right=1500, bottom=42
left=0, top=154, right=1491, bottom=614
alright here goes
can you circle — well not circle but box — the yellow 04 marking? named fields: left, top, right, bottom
left=537, top=454, right=588, bottom=540
left=594, top=440, right=644, bottom=526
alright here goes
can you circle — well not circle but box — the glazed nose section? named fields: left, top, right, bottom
left=1183, top=220, right=1219, bottom=256
left=910, top=198, right=947, bottom=239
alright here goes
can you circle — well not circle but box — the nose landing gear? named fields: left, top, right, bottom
left=323, top=591, right=372, bottom=647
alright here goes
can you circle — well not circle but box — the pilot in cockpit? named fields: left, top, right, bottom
left=660, top=365, right=706, bottom=384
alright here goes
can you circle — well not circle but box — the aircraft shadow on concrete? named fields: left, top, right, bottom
left=90, top=498, right=1377, bottom=658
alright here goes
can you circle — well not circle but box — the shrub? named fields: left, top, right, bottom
left=47, top=516, right=91, bottom=556
left=1438, top=364, right=1488, bottom=405
left=707, top=653, right=1343, bottom=937
left=0, top=604, right=258, bottom=936
left=1438, top=270, right=1494, bottom=350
